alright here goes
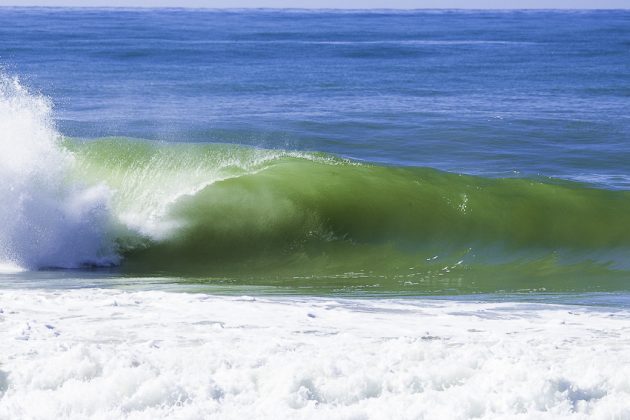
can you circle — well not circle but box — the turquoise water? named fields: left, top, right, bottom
left=0, top=8, right=629, bottom=301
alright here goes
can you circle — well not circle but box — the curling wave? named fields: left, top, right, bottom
left=69, top=138, right=630, bottom=292
left=3, top=75, right=630, bottom=292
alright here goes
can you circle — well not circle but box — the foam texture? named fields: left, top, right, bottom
left=1, top=290, right=630, bottom=419
left=0, top=75, right=117, bottom=270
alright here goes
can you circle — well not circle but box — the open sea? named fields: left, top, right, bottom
left=1, top=8, right=630, bottom=419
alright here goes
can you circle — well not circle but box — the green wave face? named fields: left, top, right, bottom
left=69, top=138, right=630, bottom=295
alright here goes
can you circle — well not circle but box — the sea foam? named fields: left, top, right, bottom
left=1, top=290, right=629, bottom=419
left=0, top=75, right=117, bottom=269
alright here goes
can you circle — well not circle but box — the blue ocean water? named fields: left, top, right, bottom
left=1, top=8, right=629, bottom=186
left=1, top=8, right=630, bottom=300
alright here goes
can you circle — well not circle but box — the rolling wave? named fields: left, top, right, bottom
left=70, top=138, right=630, bottom=291
left=2, top=75, right=630, bottom=292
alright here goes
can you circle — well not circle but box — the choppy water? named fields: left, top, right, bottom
left=0, top=8, right=629, bottom=299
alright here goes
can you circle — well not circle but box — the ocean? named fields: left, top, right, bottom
left=1, top=8, right=630, bottom=419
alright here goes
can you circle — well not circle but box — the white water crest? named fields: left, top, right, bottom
left=1, top=290, right=630, bottom=419
left=0, top=75, right=118, bottom=269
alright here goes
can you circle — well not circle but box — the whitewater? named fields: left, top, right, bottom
left=2, top=290, right=630, bottom=419
left=0, top=76, right=117, bottom=271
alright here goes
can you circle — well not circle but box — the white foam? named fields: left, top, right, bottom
left=1, top=290, right=629, bottom=419
left=0, top=75, right=118, bottom=269
left=0, top=262, right=24, bottom=273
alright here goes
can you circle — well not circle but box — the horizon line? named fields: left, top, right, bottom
left=0, top=5, right=628, bottom=10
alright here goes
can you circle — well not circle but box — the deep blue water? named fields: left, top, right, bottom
left=1, top=8, right=629, bottom=187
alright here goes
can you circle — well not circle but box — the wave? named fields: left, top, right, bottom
left=66, top=138, right=630, bottom=290
left=3, top=75, right=630, bottom=291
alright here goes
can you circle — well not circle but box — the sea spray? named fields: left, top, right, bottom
left=0, top=75, right=118, bottom=269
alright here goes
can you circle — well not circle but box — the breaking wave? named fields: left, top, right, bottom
left=3, top=75, right=630, bottom=292
left=0, top=75, right=117, bottom=270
